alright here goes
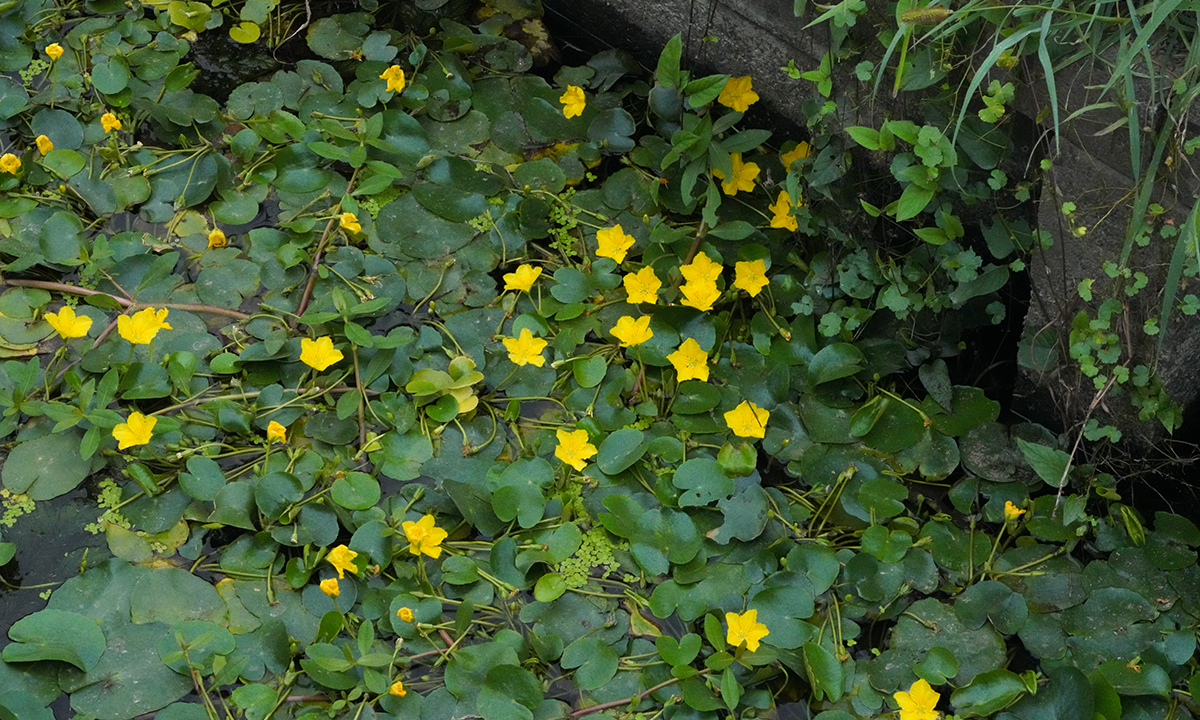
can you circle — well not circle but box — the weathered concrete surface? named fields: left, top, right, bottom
left=544, top=0, right=1200, bottom=444
left=1014, top=49, right=1200, bottom=445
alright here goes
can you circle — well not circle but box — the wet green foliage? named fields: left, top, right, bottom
left=0, top=1, right=1195, bottom=719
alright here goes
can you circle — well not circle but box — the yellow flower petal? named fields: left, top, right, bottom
left=35, top=135, right=54, bottom=156
left=207, top=227, right=227, bottom=249
left=112, top=412, right=156, bottom=450
left=45, top=43, right=64, bottom=60
left=733, top=259, right=769, bottom=296
left=45, top=305, right=92, bottom=339
left=402, top=514, right=448, bottom=558
left=609, top=315, right=653, bottom=347
left=320, top=578, right=340, bottom=597
left=717, top=76, right=759, bottom=113
left=768, top=191, right=799, bottom=232
left=560, top=85, right=586, bottom=119
left=781, top=141, right=811, bottom=168
left=555, top=428, right=597, bottom=472
left=724, top=400, right=769, bottom=438
left=326, top=545, right=358, bottom=579
left=623, top=266, right=661, bottom=304
left=101, top=112, right=122, bottom=133
left=267, top=421, right=287, bottom=443
left=502, top=327, right=548, bottom=367
left=596, top=225, right=635, bottom=264
left=725, top=609, right=769, bottom=652
left=300, top=336, right=344, bottom=372
left=666, top=338, right=709, bottom=382
left=379, top=65, right=406, bottom=94
left=1004, top=501, right=1026, bottom=522
left=894, top=678, right=941, bottom=720
left=711, top=153, right=759, bottom=196
left=339, top=212, right=361, bottom=234
left=117, top=307, right=171, bottom=345
left=0, top=153, right=20, bottom=175
left=503, top=264, right=542, bottom=292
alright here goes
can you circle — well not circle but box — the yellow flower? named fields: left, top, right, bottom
left=781, top=141, right=811, bottom=168
left=681, top=252, right=722, bottom=285
left=769, top=191, right=799, bottom=232
left=207, top=227, right=227, bottom=249
left=894, top=678, right=940, bottom=720
left=596, top=224, right=635, bottom=264
left=725, top=400, right=769, bottom=438
left=555, top=428, right=597, bottom=472
left=503, top=263, right=542, bottom=291
left=403, top=514, right=448, bottom=558
left=35, top=135, right=54, bottom=156
left=502, top=328, right=547, bottom=367
left=717, top=76, right=759, bottom=112
left=389, top=681, right=407, bottom=697
left=679, top=280, right=721, bottom=312
left=711, top=152, right=760, bottom=196
left=101, top=112, right=122, bottom=133
left=267, top=421, right=287, bottom=443
left=0, top=153, right=20, bottom=175
left=45, top=305, right=92, bottom=339
left=667, top=338, right=709, bottom=382
left=623, top=266, right=661, bottom=304
left=326, top=545, right=358, bottom=579
left=320, top=578, right=340, bottom=597
left=45, top=43, right=64, bottom=60
left=379, top=65, right=406, bottom=93
left=117, top=307, right=171, bottom=345
left=300, top=336, right=344, bottom=372
left=1004, top=501, right=1026, bottom=522
left=610, top=315, right=653, bottom=347
left=734, top=259, right=769, bottom=297
left=112, top=412, right=156, bottom=450
left=725, top=609, right=769, bottom=652
left=560, top=85, right=586, bottom=119
left=396, top=606, right=414, bottom=622
left=339, top=212, right=361, bottom=234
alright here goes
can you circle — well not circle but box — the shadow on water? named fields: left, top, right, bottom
left=0, top=484, right=112, bottom=637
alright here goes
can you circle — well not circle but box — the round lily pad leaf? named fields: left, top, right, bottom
left=372, top=194, right=477, bottom=259
left=597, top=428, right=646, bottom=475
left=672, top=457, right=734, bottom=507
left=870, top=598, right=1006, bottom=690
left=61, top=621, right=192, bottom=720
left=130, top=568, right=226, bottom=626
left=3, top=609, right=105, bottom=671
left=331, top=471, right=381, bottom=510
left=1, top=430, right=91, bottom=501
left=31, top=108, right=84, bottom=150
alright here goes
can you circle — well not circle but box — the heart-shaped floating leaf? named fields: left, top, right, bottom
left=3, top=609, right=105, bottom=671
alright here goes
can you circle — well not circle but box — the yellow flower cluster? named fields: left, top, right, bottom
left=680, top=252, right=722, bottom=311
